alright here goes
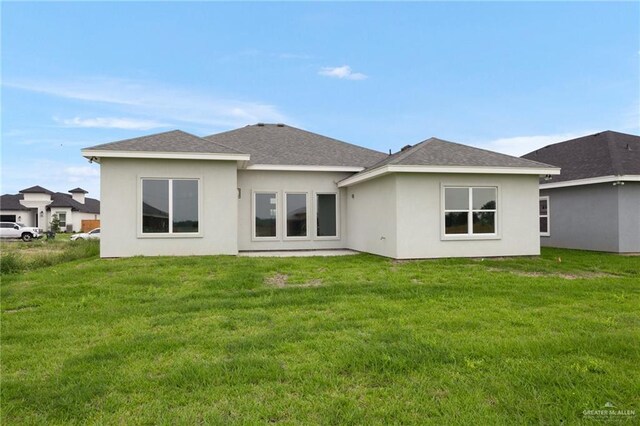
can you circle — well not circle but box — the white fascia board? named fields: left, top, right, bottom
left=245, top=164, right=363, bottom=172
left=540, top=175, right=640, bottom=189
left=81, top=149, right=250, bottom=162
left=338, top=164, right=561, bottom=187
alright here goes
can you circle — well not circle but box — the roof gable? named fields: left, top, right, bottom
left=522, top=131, right=640, bottom=183
left=204, top=123, right=387, bottom=168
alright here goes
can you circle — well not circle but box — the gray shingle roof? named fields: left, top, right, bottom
left=0, top=192, right=100, bottom=214
left=84, top=130, right=243, bottom=154
left=48, top=193, right=101, bottom=214
left=204, top=124, right=387, bottom=167
left=19, top=185, right=54, bottom=195
left=0, top=194, right=31, bottom=211
left=522, top=131, right=640, bottom=183
left=365, top=137, right=556, bottom=172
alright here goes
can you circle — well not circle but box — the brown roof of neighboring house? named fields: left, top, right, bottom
left=521, top=130, right=640, bottom=183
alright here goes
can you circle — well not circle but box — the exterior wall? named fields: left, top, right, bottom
left=540, top=183, right=621, bottom=252
left=394, top=173, right=540, bottom=259
left=100, top=158, right=238, bottom=257
left=21, top=193, right=52, bottom=203
left=237, top=170, right=351, bottom=251
left=50, top=207, right=73, bottom=232
left=0, top=210, right=35, bottom=227
left=618, top=182, right=640, bottom=253
left=72, top=212, right=100, bottom=233
left=346, top=174, right=398, bottom=258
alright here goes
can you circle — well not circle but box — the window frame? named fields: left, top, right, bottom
left=283, top=191, right=310, bottom=240
left=440, top=184, right=501, bottom=241
left=252, top=190, right=280, bottom=241
left=314, top=191, right=340, bottom=240
left=539, top=196, right=550, bottom=237
left=138, top=177, right=202, bottom=238
left=56, top=211, right=67, bottom=228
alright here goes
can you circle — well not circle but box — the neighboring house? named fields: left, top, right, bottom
left=82, top=124, right=558, bottom=258
left=522, top=130, right=640, bottom=253
left=0, top=186, right=100, bottom=232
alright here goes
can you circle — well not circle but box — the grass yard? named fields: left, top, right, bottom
left=1, top=247, right=639, bottom=424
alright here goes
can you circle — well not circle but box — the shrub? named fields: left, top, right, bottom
left=0, top=252, right=23, bottom=274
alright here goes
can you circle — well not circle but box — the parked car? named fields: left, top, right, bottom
left=0, top=222, right=42, bottom=242
left=70, top=228, right=100, bottom=241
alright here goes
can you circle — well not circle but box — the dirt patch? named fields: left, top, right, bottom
left=299, top=279, right=323, bottom=288
left=265, top=273, right=289, bottom=288
left=264, top=274, right=323, bottom=288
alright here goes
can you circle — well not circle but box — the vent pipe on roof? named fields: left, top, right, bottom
left=257, top=123, right=265, bottom=126
left=401, top=144, right=412, bottom=151
left=276, top=123, right=284, bottom=127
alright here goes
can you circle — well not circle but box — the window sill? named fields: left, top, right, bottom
left=314, top=236, right=340, bottom=241
left=137, top=233, right=203, bottom=239
left=441, top=234, right=501, bottom=241
left=540, top=234, right=550, bottom=237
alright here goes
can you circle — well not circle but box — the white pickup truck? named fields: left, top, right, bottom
left=0, top=222, right=42, bottom=242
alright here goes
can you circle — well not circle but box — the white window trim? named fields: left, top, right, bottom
left=440, top=184, right=501, bottom=241
left=313, top=191, right=340, bottom=240
left=539, top=196, right=550, bottom=237
left=252, top=190, right=280, bottom=241
left=137, top=177, right=203, bottom=239
left=283, top=192, right=311, bottom=240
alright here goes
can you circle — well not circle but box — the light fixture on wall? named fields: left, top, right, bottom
left=17, top=216, right=21, bottom=221
left=40, top=211, right=44, bottom=218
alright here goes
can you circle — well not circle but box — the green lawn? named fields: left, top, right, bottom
left=1, top=248, right=639, bottom=424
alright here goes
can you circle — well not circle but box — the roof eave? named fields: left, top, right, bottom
left=244, top=164, right=364, bottom=172
left=540, top=174, right=640, bottom=189
left=338, top=164, right=561, bottom=188
left=81, top=149, right=251, bottom=163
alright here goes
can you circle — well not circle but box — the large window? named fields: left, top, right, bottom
left=443, top=187, right=497, bottom=236
left=316, top=193, right=337, bottom=237
left=254, top=192, right=277, bottom=238
left=142, top=179, right=199, bottom=234
left=285, top=193, right=308, bottom=238
left=539, top=196, right=550, bottom=236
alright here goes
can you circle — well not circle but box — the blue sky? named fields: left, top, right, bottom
left=2, top=1, right=638, bottom=197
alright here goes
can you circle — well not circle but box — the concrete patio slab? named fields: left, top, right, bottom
left=239, top=249, right=358, bottom=257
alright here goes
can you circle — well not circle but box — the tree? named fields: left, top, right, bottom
left=50, top=214, right=61, bottom=233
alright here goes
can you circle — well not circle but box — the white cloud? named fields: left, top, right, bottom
left=318, top=65, right=368, bottom=81
left=482, top=130, right=596, bottom=156
left=56, top=116, right=168, bottom=130
left=5, top=77, right=289, bottom=129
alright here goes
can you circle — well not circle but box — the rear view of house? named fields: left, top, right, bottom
left=82, top=124, right=559, bottom=258
left=522, top=131, right=640, bottom=253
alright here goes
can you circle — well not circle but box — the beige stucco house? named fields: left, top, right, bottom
left=82, top=124, right=559, bottom=258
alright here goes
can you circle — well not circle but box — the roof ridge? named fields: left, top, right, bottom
left=205, top=123, right=386, bottom=156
